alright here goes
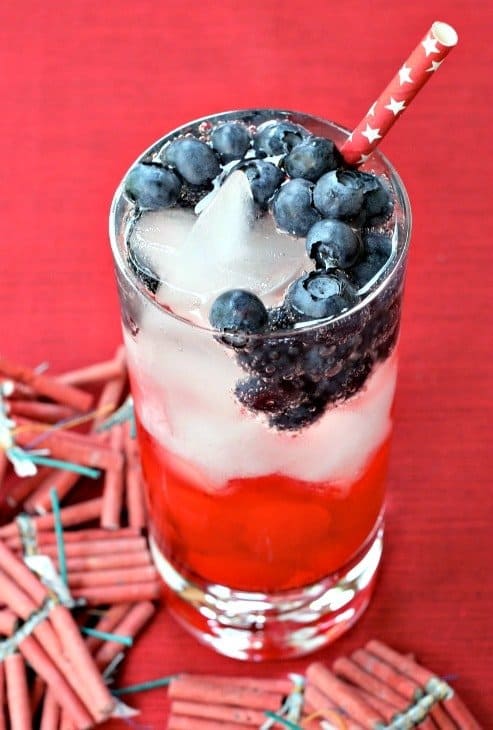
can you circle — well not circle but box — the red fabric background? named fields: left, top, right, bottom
left=1, top=1, right=492, bottom=726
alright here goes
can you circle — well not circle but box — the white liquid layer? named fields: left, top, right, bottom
left=125, top=308, right=397, bottom=491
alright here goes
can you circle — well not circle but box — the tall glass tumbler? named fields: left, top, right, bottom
left=109, top=110, right=411, bottom=661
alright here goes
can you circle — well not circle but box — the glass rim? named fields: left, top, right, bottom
left=109, top=108, right=412, bottom=340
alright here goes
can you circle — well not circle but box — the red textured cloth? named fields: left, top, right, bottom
left=1, top=1, right=492, bottom=726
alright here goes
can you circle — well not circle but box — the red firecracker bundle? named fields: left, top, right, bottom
left=0, top=347, right=159, bottom=728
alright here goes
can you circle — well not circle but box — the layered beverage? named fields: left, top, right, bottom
left=109, top=110, right=410, bottom=660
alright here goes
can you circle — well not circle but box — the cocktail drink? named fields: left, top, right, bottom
left=109, top=110, right=411, bottom=660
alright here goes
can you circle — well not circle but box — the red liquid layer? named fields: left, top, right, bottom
left=138, top=419, right=390, bottom=593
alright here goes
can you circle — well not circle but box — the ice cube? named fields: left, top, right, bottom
left=129, top=207, right=196, bottom=282
left=155, top=171, right=256, bottom=315
left=133, top=171, right=311, bottom=324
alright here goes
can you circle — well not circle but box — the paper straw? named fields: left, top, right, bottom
left=341, top=21, right=458, bottom=164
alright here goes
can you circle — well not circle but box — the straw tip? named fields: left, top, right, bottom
left=432, top=21, right=458, bottom=47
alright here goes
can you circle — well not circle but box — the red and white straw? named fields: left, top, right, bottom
left=341, top=21, right=458, bottom=165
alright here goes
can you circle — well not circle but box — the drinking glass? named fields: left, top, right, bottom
left=109, top=110, right=411, bottom=660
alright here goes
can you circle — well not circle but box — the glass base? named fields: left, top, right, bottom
left=150, top=524, right=383, bottom=661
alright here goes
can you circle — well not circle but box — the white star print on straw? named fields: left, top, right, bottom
left=422, top=34, right=440, bottom=56
left=361, top=124, right=382, bottom=144
left=340, top=21, right=458, bottom=165
left=426, top=60, right=444, bottom=73
left=385, top=97, right=406, bottom=116
left=398, top=64, right=413, bottom=85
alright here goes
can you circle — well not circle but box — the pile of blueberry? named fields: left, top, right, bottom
left=123, top=114, right=403, bottom=430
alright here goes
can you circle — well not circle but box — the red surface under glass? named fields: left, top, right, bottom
left=138, top=418, right=390, bottom=592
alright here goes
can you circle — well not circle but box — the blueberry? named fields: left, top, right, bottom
left=269, top=397, right=326, bottom=430
left=314, top=169, right=394, bottom=224
left=336, top=356, right=373, bottom=399
left=362, top=175, right=393, bottom=223
left=237, top=337, right=306, bottom=380
left=286, top=272, right=357, bottom=320
left=161, top=138, right=221, bottom=186
left=306, top=219, right=362, bottom=270
left=303, top=343, right=342, bottom=382
left=363, top=299, right=401, bottom=358
left=253, top=121, right=308, bottom=157
left=238, top=160, right=284, bottom=209
left=348, top=233, right=392, bottom=289
left=313, top=170, right=367, bottom=220
left=211, top=122, right=251, bottom=163
left=127, top=243, right=160, bottom=294
left=271, top=179, right=320, bottom=236
left=177, top=181, right=211, bottom=208
left=124, top=163, right=181, bottom=210
left=235, top=377, right=302, bottom=414
left=284, top=137, right=342, bottom=182
left=209, top=289, right=268, bottom=333
left=267, top=305, right=299, bottom=331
